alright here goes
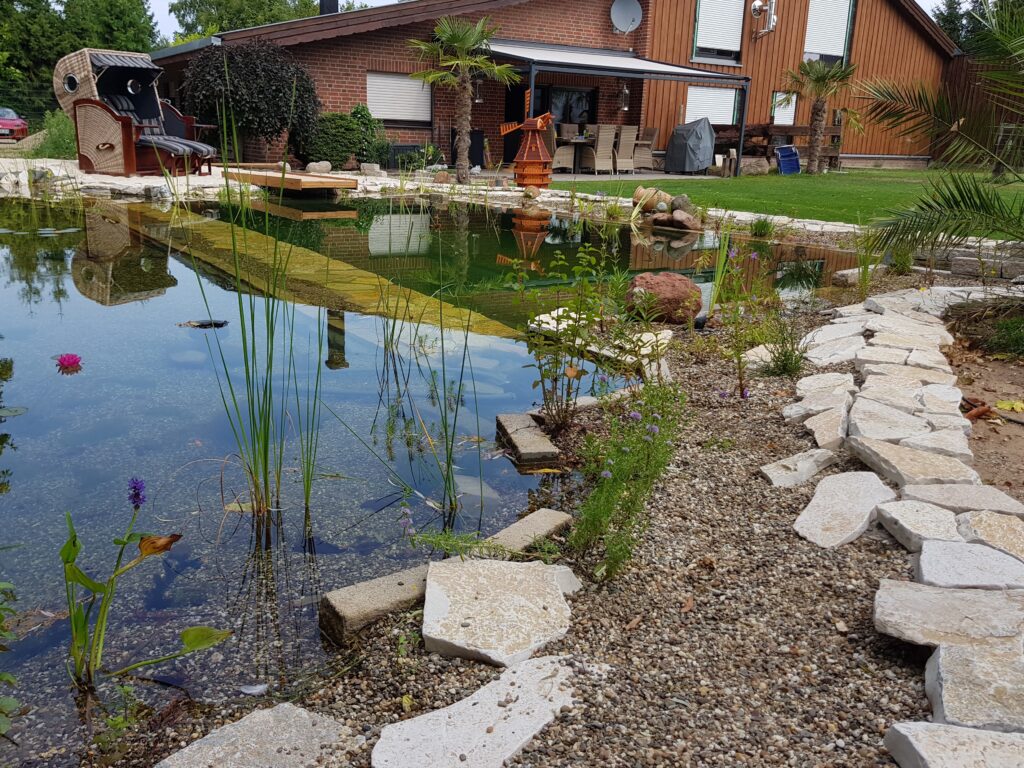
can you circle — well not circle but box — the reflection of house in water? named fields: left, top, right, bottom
left=72, top=202, right=177, bottom=305
left=325, top=310, right=349, bottom=370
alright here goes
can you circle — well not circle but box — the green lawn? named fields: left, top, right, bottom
left=550, top=169, right=1023, bottom=225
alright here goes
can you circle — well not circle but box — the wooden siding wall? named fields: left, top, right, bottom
left=642, top=0, right=948, bottom=157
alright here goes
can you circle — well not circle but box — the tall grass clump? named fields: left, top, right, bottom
left=29, top=111, right=77, bottom=159
left=569, top=385, right=685, bottom=579
left=759, top=312, right=806, bottom=377
left=749, top=216, right=775, bottom=238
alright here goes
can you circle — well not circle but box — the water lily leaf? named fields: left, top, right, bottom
left=994, top=399, right=1024, bottom=413
left=0, top=696, right=20, bottom=714
left=0, top=407, right=27, bottom=418
left=179, top=626, right=232, bottom=653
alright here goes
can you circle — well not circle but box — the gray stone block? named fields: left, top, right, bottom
left=496, top=413, right=560, bottom=466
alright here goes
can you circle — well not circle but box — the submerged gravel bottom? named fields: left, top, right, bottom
left=102, top=288, right=967, bottom=767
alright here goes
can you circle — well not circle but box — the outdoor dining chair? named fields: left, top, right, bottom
left=580, top=125, right=616, bottom=174
left=614, top=125, right=638, bottom=173
left=634, top=127, right=658, bottom=171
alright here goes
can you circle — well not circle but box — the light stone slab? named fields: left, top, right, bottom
left=804, top=405, right=849, bottom=451
left=156, top=704, right=363, bottom=767
left=832, top=303, right=870, bottom=318
left=884, top=721, right=1024, bottom=768
left=371, top=656, right=573, bottom=768
left=793, top=471, right=896, bottom=548
left=874, top=579, right=1024, bottom=648
left=868, top=332, right=945, bottom=353
left=900, top=429, right=973, bottom=463
left=921, top=412, right=973, bottom=435
left=854, top=346, right=910, bottom=370
left=906, top=348, right=953, bottom=373
left=848, top=436, right=981, bottom=487
left=916, top=540, right=1024, bottom=589
left=920, top=384, right=962, bottom=405
left=804, top=334, right=866, bottom=366
left=759, top=448, right=837, bottom=487
left=902, top=484, right=1024, bottom=517
left=919, top=392, right=962, bottom=414
left=958, top=510, right=1024, bottom=562
left=848, top=398, right=932, bottom=443
left=859, top=363, right=957, bottom=387
left=926, top=644, right=1024, bottom=732
left=742, top=344, right=772, bottom=369
left=876, top=500, right=963, bottom=551
left=865, top=316, right=954, bottom=345
left=857, top=386, right=923, bottom=415
left=782, top=390, right=852, bottom=424
left=795, top=372, right=857, bottom=398
left=422, top=560, right=580, bottom=666
left=800, top=321, right=866, bottom=349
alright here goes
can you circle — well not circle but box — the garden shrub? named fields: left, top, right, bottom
left=350, top=104, right=390, bottom=165
left=989, top=316, right=1024, bottom=356
left=30, top=111, right=77, bottom=159
left=305, top=112, right=361, bottom=167
left=888, top=246, right=915, bottom=275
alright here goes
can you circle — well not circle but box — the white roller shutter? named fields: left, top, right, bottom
left=694, top=0, right=746, bottom=54
left=368, top=213, right=432, bottom=257
left=772, top=92, right=797, bottom=125
left=804, top=0, right=852, bottom=58
left=366, top=73, right=431, bottom=122
left=685, top=86, right=737, bottom=124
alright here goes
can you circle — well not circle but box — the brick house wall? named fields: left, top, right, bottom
left=241, top=0, right=651, bottom=163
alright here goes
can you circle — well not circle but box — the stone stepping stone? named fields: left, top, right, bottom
left=926, top=644, right=1024, bottom=732
left=877, top=500, right=963, bottom=551
left=865, top=316, right=955, bottom=345
left=793, top=471, right=896, bottom=548
left=371, top=656, right=573, bottom=768
left=857, top=386, right=923, bottom=415
left=795, top=372, right=856, bottom=398
left=859, top=363, right=957, bottom=387
left=867, top=332, right=945, bottom=353
left=902, top=484, right=1024, bottom=517
left=804, top=335, right=866, bottom=366
left=920, top=383, right=963, bottom=405
left=832, top=303, right=869, bottom=318
left=854, top=346, right=910, bottom=370
left=848, top=437, right=980, bottom=487
left=916, top=540, right=1024, bottom=589
left=906, top=348, right=953, bottom=373
left=921, top=411, right=973, bottom=435
left=760, top=448, right=836, bottom=487
left=799, top=321, right=866, bottom=349
left=874, top=579, right=1024, bottom=648
left=900, top=429, right=973, bottom=463
left=919, top=392, right=963, bottom=415
left=782, top=390, right=851, bottom=424
left=496, top=413, right=559, bottom=467
left=155, top=703, right=364, bottom=767
left=804, top=406, right=849, bottom=451
left=848, top=398, right=932, bottom=443
left=422, top=560, right=581, bottom=666
left=885, top=721, right=1024, bottom=768
left=958, top=510, right=1024, bottom=562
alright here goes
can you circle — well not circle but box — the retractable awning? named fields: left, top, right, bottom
left=488, top=39, right=749, bottom=87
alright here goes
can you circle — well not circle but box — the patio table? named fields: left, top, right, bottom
left=557, top=136, right=594, bottom=173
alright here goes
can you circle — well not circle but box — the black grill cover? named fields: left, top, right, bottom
left=664, top=118, right=715, bottom=174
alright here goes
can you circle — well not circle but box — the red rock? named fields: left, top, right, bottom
left=671, top=208, right=702, bottom=232
left=626, top=272, right=703, bottom=324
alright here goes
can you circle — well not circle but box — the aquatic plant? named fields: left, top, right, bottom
left=0, top=580, right=21, bottom=742
left=55, top=352, right=82, bottom=375
left=60, top=478, right=230, bottom=688
left=749, top=216, right=775, bottom=238
left=855, top=236, right=883, bottom=302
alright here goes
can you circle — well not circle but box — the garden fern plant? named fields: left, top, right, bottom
left=862, top=0, right=1024, bottom=253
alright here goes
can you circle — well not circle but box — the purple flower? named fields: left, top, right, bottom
left=128, top=477, right=146, bottom=508
left=728, top=248, right=738, bottom=260
left=642, top=435, right=653, bottom=443
left=741, top=388, right=750, bottom=400
left=750, top=252, right=760, bottom=261
left=598, top=373, right=609, bottom=384
left=605, top=458, right=614, bottom=465
left=647, top=424, right=660, bottom=435
left=717, top=390, right=729, bottom=399
left=652, top=413, right=662, bottom=420
left=627, top=410, right=642, bottom=421
left=600, top=470, right=613, bottom=479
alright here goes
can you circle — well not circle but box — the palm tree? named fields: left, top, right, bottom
left=409, top=16, right=520, bottom=184
left=782, top=60, right=860, bottom=174
left=862, top=0, right=1024, bottom=254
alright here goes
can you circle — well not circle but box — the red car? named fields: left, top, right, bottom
left=0, top=108, right=29, bottom=141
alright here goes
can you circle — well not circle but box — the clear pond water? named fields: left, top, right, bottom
left=0, top=195, right=858, bottom=763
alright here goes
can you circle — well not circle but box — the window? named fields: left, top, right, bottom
left=366, top=73, right=431, bottom=123
left=693, top=0, right=745, bottom=62
left=685, top=86, right=737, bottom=124
left=803, top=0, right=853, bottom=61
left=771, top=92, right=797, bottom=125
left=549, top=87, right=596, bottom=125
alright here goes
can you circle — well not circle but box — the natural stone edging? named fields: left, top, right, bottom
left=318, top=508, right=572, bottom=642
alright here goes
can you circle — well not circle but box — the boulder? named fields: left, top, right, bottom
left=649, top=212, right=674, bottom=228
left=848, top=436, right=980, bottom=487
left=793, top=471, right=896, bottom=548
left=885, top=722, right=1024, bottom=768
left=957, top=510, right=1024, bottom=562
left=276, top=161, right=292, bottom=172
left=422, top=560, right=581, bottom=666
left=876, top=500, right=963, bottom=552
left=371, top=656, right=573, bottom=768
left=740, top=157, right=771, bottom=175
left=433, top=170, right=452, bottom=184
left=671, top=194, right=694, bottom=213
left=902, top=484, right=1024, bottom=517
left=522, top=185, right=541, bottom=199
left=760, top=448, right=836, bottom=488
left=670, top=208, right=702, bottom=231
left=874, top=579, right=1024, bottom=648
left=305, top=160, right=332, bottom=173
left=916, top=540, right=1024, bottom=589
left=926, top=645, right=1024, bottom=732
left=626, top=272, right=703, bottom=324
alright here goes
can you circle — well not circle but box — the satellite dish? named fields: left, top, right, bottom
left=610, top=0, right=642, bottom=34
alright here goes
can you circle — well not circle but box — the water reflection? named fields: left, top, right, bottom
left=0, top=356, right=14, bottom=497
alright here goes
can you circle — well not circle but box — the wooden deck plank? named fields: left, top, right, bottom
left=249, top=200, right=359, bottom=221
left=225, top=168, right=358, bottom=191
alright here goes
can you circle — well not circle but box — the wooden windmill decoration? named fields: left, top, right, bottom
left=500, top=90, right=553, bottom=189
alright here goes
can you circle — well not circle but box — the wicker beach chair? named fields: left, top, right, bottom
left=53, top=48, right=216, bottom=176
left=614, top=125, right=638, bottom=173
left=579, top=124, right=616, bottom=174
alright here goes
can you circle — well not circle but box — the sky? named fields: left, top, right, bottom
left=148, top=0, right=944, bottom=40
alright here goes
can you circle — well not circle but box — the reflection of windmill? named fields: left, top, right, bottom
left=499, top=90, right=553, bottom=188
left=496, top=207, right=550, bottom=274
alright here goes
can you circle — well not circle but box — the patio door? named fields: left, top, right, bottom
left=503, top=84, right=552, bottom=164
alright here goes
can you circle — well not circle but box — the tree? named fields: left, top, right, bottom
left=182, top=40, right=320, bottom=157
left=782, top=60, right=861, bottom=175
left=169, top=0, right=363, bottom=37
left=863, top=0, right=1024, bottom=252
left=933, top=0, right=965, bottom=46
left=63, top=0, right=158, bottom=52
left=0, top=0, right=76, bottom=121
left=409, top=16, right=520, bottom=184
